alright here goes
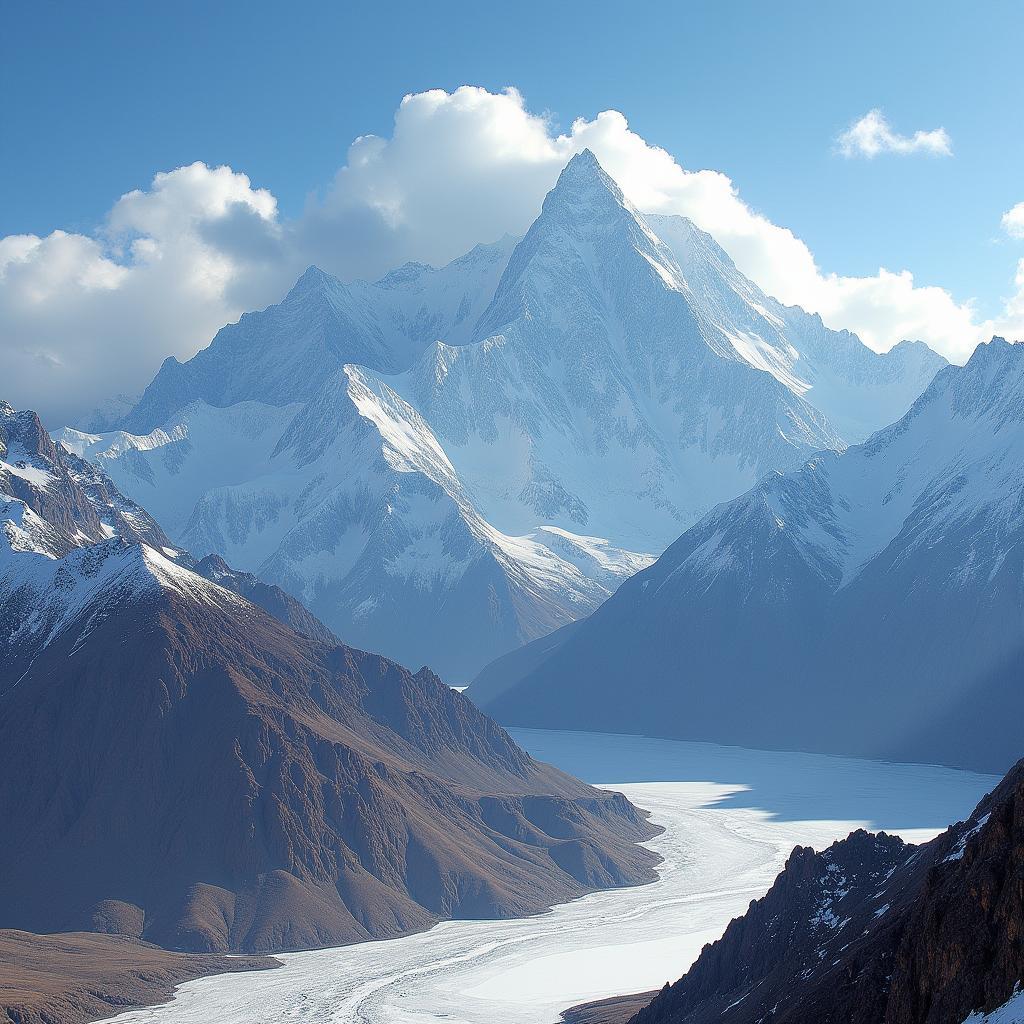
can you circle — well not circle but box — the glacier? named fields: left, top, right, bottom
left=91, top=728, right=995, bottom=1024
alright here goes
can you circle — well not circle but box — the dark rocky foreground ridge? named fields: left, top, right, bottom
left=0, top=400, right=660, bottom=956
left=583, top=757, right=1024, bottom=1024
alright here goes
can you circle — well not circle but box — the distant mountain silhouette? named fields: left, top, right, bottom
left=475, top=339, right=1024, bottom=773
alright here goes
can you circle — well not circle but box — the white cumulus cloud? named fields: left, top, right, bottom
left=836, top=109, right=952, bottom=158
left=1, top=86, right=1018, bottom=427
left=295, top=90, right=988, bottom=361
left=0, top=163, right=296, bottom=427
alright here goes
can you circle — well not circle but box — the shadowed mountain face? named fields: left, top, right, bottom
left=0, top=561, right=659, bottom=953
left=623, top=757, right=1024, bottom=1024
left=191, top=552, right=340, bottom=646
left=0, top=402, right=659, bottom=954
left=61, top=151, right=942, bottom=683
left=473, top=338, right=1024, bottom=773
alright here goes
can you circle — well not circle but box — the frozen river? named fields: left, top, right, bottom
left=101, top=730, right=997, bottom=1024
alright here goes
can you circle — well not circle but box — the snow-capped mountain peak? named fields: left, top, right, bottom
left=288, top=263, right=337, bottom=294
left=67, top=151, right=946, bottom=680
left=380, top=152, right=843, bottom=556
left=117, top=236, right=517, bottom=435
left=647, top=212, right=948, bottom=442
left=1, top=399, right=171, bottom=558
left=473, top=148, right=686, bottom=343
left=2, top=398, right=344, bottom=687
left=913, top=334, right=1021, bottom=424
left=658, top=337, right=1024, bottom=597
left=0, top=530, right=255, bottom=695
left=470, top=337, right=1024, bottom=772
left=537, top=147, right=634, bottom=216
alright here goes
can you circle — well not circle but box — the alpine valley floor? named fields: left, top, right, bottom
left=96, top=730, right=997, bottom=1024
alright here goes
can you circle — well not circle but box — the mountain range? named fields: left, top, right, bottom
left=0, top=398, right=659, bottom=954
left=4, top=144, right=1022, bottom=1024
left=60, top=151, right=945, bottom=680
left=471, top=337, right=1024, bottom=773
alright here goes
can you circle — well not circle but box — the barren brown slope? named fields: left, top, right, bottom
left=562, top=993, right=659, bottom=1024
left=0, top=545, right=659, bottom=954
left=0, top=930, right=277, bottom=1024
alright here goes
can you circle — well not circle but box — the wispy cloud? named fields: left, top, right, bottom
left=837, top=109, right=952, bottom=158
left=1001, top=202, right=1024, bottom=240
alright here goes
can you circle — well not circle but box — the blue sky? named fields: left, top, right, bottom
left=4, top=0, right=1021, bottom=307
left=2, top=0, right=1023, bottom=423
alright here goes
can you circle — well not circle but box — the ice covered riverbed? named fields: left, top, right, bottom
left=100, top=730, right=998, bottom=1024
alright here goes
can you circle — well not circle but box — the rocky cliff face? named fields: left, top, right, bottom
left=191, top=552, right=340, bottom=646
left=626, top=759, right=1024, bottom=1024
left=1, top=399, right=170, bottom=555
left=1, top=399, right=338, bottom=656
